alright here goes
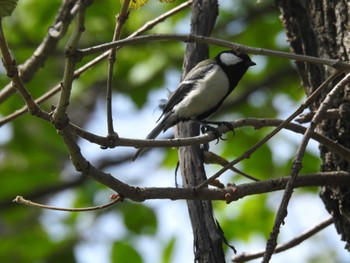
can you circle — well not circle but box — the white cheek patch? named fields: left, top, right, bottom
left=220, top=53, right=242, bottom=66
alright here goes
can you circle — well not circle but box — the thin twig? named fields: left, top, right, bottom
left=203, top=151, right=260, bottom=182
left=0, top=53, right=101, bottom=127
left=106, top=0, right=130, bottom=135
left=79, top=34, right=350, bottom=70
left=233, top=217, right=333, bottom=262
left=295, top=109, right=340, bottom=123
left=262, top=72, right=350, bottom=263
left=52, top=0, right=89, bottom=128
left=0, top=18, right=48, bottom=121
left=0, top=0, right=81, bottom=104
left=13, top=195, right=122, bottom=212
left=131, top=1, right=192, bottom=36
left=103, top=1, right=195, bottom=136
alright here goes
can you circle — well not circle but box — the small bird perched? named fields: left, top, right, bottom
left=131, top=50, right=256, bottom=161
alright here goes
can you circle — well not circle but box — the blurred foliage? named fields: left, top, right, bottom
left=111, top=241, right=143, bottom=263
left=119, top=202, right=157, bottom=235
left=0, top=0, right=18, bottom=17
left=0, top=0, right=338, bottom=263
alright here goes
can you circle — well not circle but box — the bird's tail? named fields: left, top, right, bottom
left=131, top=115, right=172, bottom=162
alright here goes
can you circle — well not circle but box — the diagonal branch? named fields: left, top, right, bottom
left=0, top=1, right=192, bottom=127
left=0, top=18, right=48, bottom=121
left=262, top=72, right=350, bottom=262
left=0, top=0, right=83, bottom=104
left=233, top=217, right=333, bottom=262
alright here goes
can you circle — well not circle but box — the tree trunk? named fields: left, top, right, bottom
left=275, top=0, right=350, bottom=250
left=174, top=0, right=226, bottom=262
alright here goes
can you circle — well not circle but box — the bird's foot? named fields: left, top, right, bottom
left=206, top=121, right=235, bottom=134
left=200, top=123, right=224, bottom=144
left=200, top=121, right=235, bottom=143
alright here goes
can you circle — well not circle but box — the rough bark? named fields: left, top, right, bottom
left=275, top=0, right=350, bottom=250
left=174, top=0, right=226, bottom=262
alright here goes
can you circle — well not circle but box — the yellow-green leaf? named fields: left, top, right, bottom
left=121, top=0, right=148, bottom=9
left=120, top=0, right=175, bottom=9
left=0, top=0, right=18, bottom=17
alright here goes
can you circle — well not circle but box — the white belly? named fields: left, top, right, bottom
left=173, top=67, right=229, bottom=118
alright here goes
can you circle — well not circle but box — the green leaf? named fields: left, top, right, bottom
left=162, top=237, right=176, bottom=263
left=214, top=195, right=275, bottom=242
left=111, top=241, right=143, bottom=263
left=0, top=0, right=18, bottom=17
left=120, top=203, right=157, bottom=235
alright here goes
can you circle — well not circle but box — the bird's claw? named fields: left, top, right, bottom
left=200, top=121, right=235, bottom=143
left=201, top=124, right=223, bottom=144
left=219, top=121, right=235, bottom=137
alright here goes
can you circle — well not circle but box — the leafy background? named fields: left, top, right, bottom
left=0, top=0, right=348, bottom=262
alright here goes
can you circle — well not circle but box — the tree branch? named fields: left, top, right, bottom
left=78, top=33, right=350, bottom=70
left=52, top=1, right=90, bottom=128
left=105, top=0, right=130, bottom=135
left=233, top=217, right=333, bottom=262
left=0, top=18, right=49, bottom=121
left=12, top=174, right=350, bottom=211
left=0, top=0, right=82, bottom=104
left=28, top=169, right=350, bottom=203
left=0, top=1, right=192, bottom=126
left=66, top=117, right=350, bottom=164
left=14, top=194, right=123, bottom=212
left=263, top=72, right=350, bottom=262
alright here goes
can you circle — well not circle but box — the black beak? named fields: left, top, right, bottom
left=247, top=60, right=256, bottom=67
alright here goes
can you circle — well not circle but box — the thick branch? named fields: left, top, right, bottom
left=78, top=172, right=349, bottom=202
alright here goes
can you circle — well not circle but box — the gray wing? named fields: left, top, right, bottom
left=160, top=60, right=216, bottom=118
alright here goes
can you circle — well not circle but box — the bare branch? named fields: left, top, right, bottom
left=0, top=0, right=82, bottom=103
left=79, top=34, right=350, bottom=70
left=295, top=109, right=340, bottom=123
left=52, top=0, right=91, bottom=128
left=233, top=217, right=333, bottom=262
left=203, top=151, right=260, bottom=182
left=70, top=170, right=350, bottom=202
left=105, top=0, right=130, bottom=136
left=67, top=117, right=350, bottom=164
left=263, top=72, right=350, bottom=262
left=0, top=1, right=192, bottom=127
left=13, top=194, right=123, bottom=212
left=0, top=18, right=49, bottom=121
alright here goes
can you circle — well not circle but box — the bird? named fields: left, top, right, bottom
left=131, top=50, right=256, bottom=161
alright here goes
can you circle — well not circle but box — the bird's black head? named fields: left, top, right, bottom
left=215, top=50, right=256, bottom=88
